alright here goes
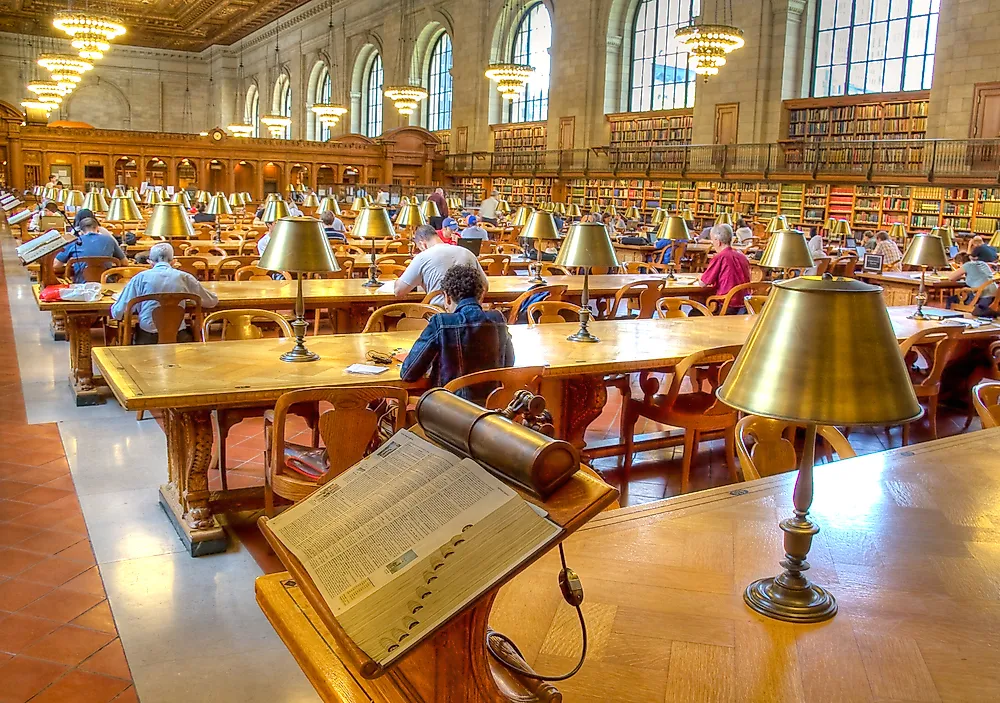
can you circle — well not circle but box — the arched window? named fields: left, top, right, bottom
left=629, top=0, right=698, bottom=111
left=509, top=3, right=551, bottom=123
left=274, top=73, right=292, bottom=139
left=363, top=53, right=384, bottom=138
left=316, top=64, right=332, bottom=141
left=245, top=84, right=260, bottom=138
left=426, top=33, right=453, bottom=132
left=813, top=0, right=940, bottom=97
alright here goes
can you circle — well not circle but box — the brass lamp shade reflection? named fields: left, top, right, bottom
left=714, top=212, right=733, bottom=227
left=765, top=215, right=789, bottom=233
left=351, top=196, right=370, bottom=212
left=64, top=190, right=85, bottom=209
left=512, top=206, right=533, bottom=227
left=555, top=222, right=620, bottom=343
left=81, top=191, right=109, bottom=212
left=302, top=193, right=320, bottom=209
left=395, top=203, right=426, bottom=228
left=317, top=197, right=342, bottom=216
left=419, top=199, right=441, bottom=219
left=206, top=194, right=233, bottom=216
left=260, top=199, right=291, bottom=223
left=258, top=217, right=340, bottom=362
left=106, top=195, right=143, bottom=222
left=656, top=215, right=690, bottom=241
left=718, top=276, right=920, bottom=624
left=888, top=223, right=907, bottom=240
left=145, top=202, right=195, bottom=239
left=759, top=229, right=814, bottom=269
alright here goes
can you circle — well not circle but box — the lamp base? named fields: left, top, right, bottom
left=567, top=329, right=600, bottom=343
left=280, top=346, right=320, bottom=363
left=744, top=577, right=837, bottom=624
left=362, top=279, right=382, bottom=288
left=908, top=311, right=930, bottom=320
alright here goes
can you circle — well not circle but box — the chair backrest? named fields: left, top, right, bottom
left=973, top=381, right=1000, bottom=429
left=717, top=282, right=772, bottom=313
left=184, top=243, right=226, bottom=256
left=611, top=279, right=665, bottom=319
left=656, top=297, right=713, bottom=318
left=642, top=345, right=742, bottom=413
left=813, top=257, right=833, bottom=276
left=495, top=243, right=522, bottom=256
left=540, top=263, right=573, bottom=276
left=375, top=253, right=412, bottom=266
left=990, top=341, right=1000, bottom=381
left=735, top=415, right=856, bottom=481
left=526, top=301, right=583, bottom=326
left=898, top=326, right=964, bottom=389
left=744, top=294, right=769, bottom=315
left=269, top=387, right=410, bottom=484
left=235, top=265, right=290, bottom=281
left=215, top=255, right=259, bottom=280
left=381, top=241, right=409, bottom=254
left=202, top=309, right=293, bottom=340
left=336, top=245, right=367, bottom=257
left=831, top=253, right=859, bottom=278
left=362, top=303, right=440, bottom=333
left=953, top=280, right=997, bottom=313
left=121, top=293, right=204, bottom=344
left=505, top=284, right=568, bottom=324
left=625, top=261, right=668, bottom=274
left=376, top=263, right=408, bottom=280
left=173, top=256, right=210, bottom=280
left=420, top=289, right=444, bottom=305
left=64, top=256, right=118, bottom=283
left=478, top=254, right=511, bottom=276
left=310, top=260, right=354, bottom=280
left=443, top=366, right=546, bottom=410
left=100, top=265, right=148, bottom=284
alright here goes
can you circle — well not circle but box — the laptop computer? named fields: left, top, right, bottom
left=456, top=238, right=483, bottom=256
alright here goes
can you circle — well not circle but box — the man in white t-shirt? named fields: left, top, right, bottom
left=394, top=224, right=488, bottom=305
left=478, top=191, right=500, bottom=225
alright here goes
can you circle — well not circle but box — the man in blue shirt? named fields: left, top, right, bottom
left=459, top=215, right=489, bottom=241
left=400, top=264, right=514, bottom=404
left=54, top=217, right=127, bottom=282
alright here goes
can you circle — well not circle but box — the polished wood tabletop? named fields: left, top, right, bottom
left=858, top=271, right=968, bottom=289
left=91, top=306, right=998, bottom=412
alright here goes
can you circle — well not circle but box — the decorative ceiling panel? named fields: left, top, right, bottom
left=0, top=0, right=315, bottom=52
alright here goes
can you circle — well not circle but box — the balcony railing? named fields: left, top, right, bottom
left=444, top=139, right=1000, bottom=183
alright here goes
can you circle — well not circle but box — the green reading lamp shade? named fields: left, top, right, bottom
left=758, top=229, right=814, bottom=269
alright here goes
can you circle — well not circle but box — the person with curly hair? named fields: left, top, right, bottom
left=400, top=264, right=514, bottom=403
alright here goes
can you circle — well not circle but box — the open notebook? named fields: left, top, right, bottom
left=266, top=429, right=562, bottom=667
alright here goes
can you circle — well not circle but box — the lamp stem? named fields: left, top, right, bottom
left=910, top=266, right=928, bottom=319
left=567, top=270, right=599, bottom=343
left=363, top=236, right=381, bottom=288
left=280, top=273, right=319, bottom=362
left=744, top=422, right=836, bottom=622
left=529, top=240, right=546, bottom=284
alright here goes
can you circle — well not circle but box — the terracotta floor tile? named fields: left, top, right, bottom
left=48, top=514, right=89, bottom=536
left=0, top=612, right=62, bottom=654
left=0, top=500, right=36, bottom=522
left=0, top=480, right=33, bottom=500
left=13, top=486, right=73, bottom=507
left=22, top=625, right=116, bottom=667
left=0, top=549, right=46, bottom=578
left=16, top=530, right=84, bottom=556
left=28, top=668, right=130, bottom=703
left=41, top=475, right=76, bottom=492
left=21, top=587, right=103, bottom=623
left=9, top=504, right=82, bottom=531
left=69, top=602, right=115, bottom=635
left=110, top=685, right=138, bottom=703
left=0, top=578, right=46, bottom=612
left=54, top=541, right=96, bottom=566
left=61, top=567, right=106, bottom=597
left=79, top=639, right=131, bottom=680
left=0, top=523, right=40, bottom=548
left=18, top=558, right=91, bottom=588
left=0, top=655, right=69, bottom=702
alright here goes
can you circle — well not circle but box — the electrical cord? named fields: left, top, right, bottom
left=485, top=543, right=587, bottom=682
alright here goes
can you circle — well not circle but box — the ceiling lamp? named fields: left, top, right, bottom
left=37, top=54, right=92, bottom=91
left=53, top=13, right=126, bottom=61
left=311, top=6, right=349, bottom=128
left=26, top=81, right=67, bottom=105
left=20, top=99, right=57, bottom=114
left=228, top=123, right=254, bottom=138
left=261, top=115, right=291, bottom=138
left=485, top=63, right=535, bottom=100
left=675, top=0, right=744, bottom=76
left=383, top=85, right=428, bottom=116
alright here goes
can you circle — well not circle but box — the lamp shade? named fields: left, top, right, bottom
left=759, top=229, right=814, bottom=269
left=825, top=217, right=838, bottom=231
left=64, top=190, right=85, bottom=208
left=605, top=205, right=618, bottom=219
left=302, top=193, right=320, bottom=208
left=142, top=189, right=159, bottom=206
left=651, top=208, right=666, bottom=226
left=902, top=234, right=948, bottom=269
left=395, top=203, right=426, bottom=227
left=106, top=195, right=143, bottom=222
left=227, top=193, right=243, bottom=208
left=512, top=206, right=533, bottom=227
left=520, top=211, right=561, bottom=241
left=566, top=203, right=581, bottom=218
left=206, top=194, right=233, bottom=216
left=352, top=206, right=395, bottom=240
left=718, top=276, right=921, bottom=426
left=197, top=190, right=211, bottom=204
left=835, top=220, right=852, bottom=238
left=101, top=187, right=113, bottom=200
left=260, top=199, right=291, bottom=223
left=172, top=191, right=192, bottom=208
left=317, top=197, right=342, bottom=216
left=681, top=208, right=695, bottom=222
left=498, top=200, right=512, bottom=214
left=930, top=226, right=954, bottom=250
left=81, top=191, right=109, bottom=212
left=258, top=217, right=340, bottom=274
left=555, top=222, right=620, bottom=269
left=351, top=196, right=370, bottom=212
left=624, top=206, right=640, bottom=220
left=419, top=199, right=441, bottom=219
left=145, top=202, right=195, bottom=239
left=554, top=202, right=567, bottom=215
left=765, top=215, right=789, bottom=233
left=715, top=212, right=734, bottom=227
left=888, top=222, right=907, bottom=240
left=656, top=215, right=690, bottom=241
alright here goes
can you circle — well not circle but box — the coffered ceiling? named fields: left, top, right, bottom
left=0, top=0, right=315, bottom=52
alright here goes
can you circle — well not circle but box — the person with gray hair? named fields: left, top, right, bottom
left=110, top=242, right=219, bottom=344
left=696, top=223, right=751, bottom=313
left=393, top=224, right=488, bottom=306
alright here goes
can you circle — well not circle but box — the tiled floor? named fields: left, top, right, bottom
left=0, top=241, right=136, bottom=702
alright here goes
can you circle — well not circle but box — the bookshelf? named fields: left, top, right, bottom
left=491, top=176, right=552, bottom=206
left=434, top=130, right=450, bottom=155
left=785, top=92, right=930, bottom=142
left=607, top=110, right=694, bottom=149
left=492, top=123, right=547, bottom=153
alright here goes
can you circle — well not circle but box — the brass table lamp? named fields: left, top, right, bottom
left=521, top=210, right=561, bottom=284
left=106, top=194, right=143, bottom=224
left=624, top=205, right=640, bottom=221
left=351, top=196, right=370, bottom=213
left=206, top=193, right=233, bottom=241
left=836, top=220, right=852, bottom=241
left=765, top=215, right=789, bottom=233
left=714, top=212, right=733, bottom=227
left=651, top=208, right=665, bottom=226
left=497, top=199, right=511, bottom=215
left=888, top=222, right=907, bottom=242
left=681, top=207, right=694, bottom=223
left=605, top=204, right=618, bottom=219
left=656, top=215, right=689, bottom=280
left=553, top=202, right=567, bottom=216
left=511, top=206, right=532, bottom=227
left=718, top=276, right=920, bottom=623
left=759, top=229, right=814, bottom=278
left=555, top=222, right=620, bottom=343
left=317, top=197, right=342, bottom=216
left=81, top=191, right=109, bottom=213
left=197, top=190, right=211, bottom=204
left=901, top=234, right=948, bottom=320
left=227, top=192, right=243, bottom=209
left=259, top=217, right=340, bottom=362
left=930, top=225, right=954, bottom=251
left=146, top=202, right=196, bottom=239
left=260, top=199, right=291, bottom=224
left=353, top=205, right=395, bottom=287
left=420, top=199, right=441, bottom=220
left=64, top=190, right=85, bottom=210
left=173, top=191, right=192, bottom=208
left=825, top=217, right=838, bottom=237
left=302, top=192, right=321, bottom=209
left=395, top=203, right=425, bottom=228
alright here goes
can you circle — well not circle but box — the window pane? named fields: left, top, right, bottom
left=872, top=0, right=890, bottom=22
left=830, top=64, right=848, bottom=96
left=912, top=0, right=931, bottom=14
left=628, top=0, right=697, bottom=112
left=883, top=57, right=903, bottom=91
left=889, top=0, right=908, bottom=19
left=854, top=0, right=872, bottom=24
left=819, top=0, right=837, bottom=29
left=833, top=28, right=850, bottom=63
left=816, top=32, right=834, bottom=65
left=886, top=19, right=906, bottom=58
left=923, top=54, right=934, bottom=89
left=852, top=25, right=870, bottom=63
left=903, top=56, right=924, bottom=90
left=907, top=16, right=928, bottom=55
left=427, top=33, right=453, bottom=131
left=510, top=2, right=552, bottom=122
left=814, top=66, right=832, bottom=97
left=835, top=0, right=853, bottom=27
left=866, top=61, right=885, bottom=92
left=848, top=63, right=867, bottom=94
left=869, top=22, right=888, bottom=60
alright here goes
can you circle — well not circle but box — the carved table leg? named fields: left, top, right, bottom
left=159, top=408, right=228, bottom=557
left=67, top=312, right=105, bottom=406
left=541, top=376, right=609, bottom=452
left=51, top=310, right=67, bottom=341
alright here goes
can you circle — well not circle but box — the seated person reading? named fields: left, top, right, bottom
left=54, top=217, right=127, bottom=283
left=394, top=224, right=488, bottom=306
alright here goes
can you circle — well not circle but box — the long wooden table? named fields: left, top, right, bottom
left=38, top=274, right=704, bottom=405
left=859, top=271, right=968, bottom=306
left=257, top=427, right=1000, bottom=701
left=91, top=310, right=1000, bottom=556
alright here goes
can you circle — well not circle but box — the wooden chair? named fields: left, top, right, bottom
left=443, top=366, right=546, bottom=410
left=706, top=282, right=771, bottom=315
left=989, top=340, right=1000, bottom=381
left=478, top=254, right=511, bottom=276
left=239, top=238, right=262, bottom=255
left=831, top=253, right=859, bottom=278
left=420, top=290, right=444, bottom=305
left=525, top=301, right=583, bottom=326
left=100, top=266, right=148, bottom=284
left=494, top=243, right=522, bottom=256
left=380, top=241, right=409, bottom=254
left=184, top=243, right=226, bottom=257
left=121, top=293, right=205, bottom=420
left=501, top=284, right=569, bottom=324
left=335, top=245, right=367, bottom=257
left=215, top=255, right=259, bottom=280
left=173, top=256, right=211, bottom=280
left=62, top=256, right=119, bottom=283
left=361, top=303, right=439, bottom=333
left=972, top=381, right=1000, bottom=429
left=621, top=344, right=742, bottom=490
left=235, top=265, right=290, bottom=281
left=607, top=279, right=665, bottom=320
left=898, top=326, right=964, bottom=440
left=952, top=280, right=998, bottom=314
left=624, top=261, right=669, bottom=274
left=264, top=387, right=409, bottom=516
left=540, top=263, right=573, bottom=276
left=376, top=263, right=408, bottom=280
left=375, top=254, right=412, bottom=267
left=744, top=294, right=769, bottom=315
left=735, top=416, right=856, bottom=481
left=655, top=297, right=713, bottom=318
left=202, top=309, right=293, bottom=340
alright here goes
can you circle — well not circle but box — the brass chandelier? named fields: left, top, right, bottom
left=485, top=1, right=534, bottom=100
left=53, top=12, right=126, bottom=61
left=227, top=42, right=255, bottom=138
left=37, top=54, right=93, bottom=92
left=675, top=0, right=744, bottom=76
left=383, top=0, right=428, bottom=116
left=310, top=6, right=348, bottom=131
left=260, top=29, right=292, bottom=138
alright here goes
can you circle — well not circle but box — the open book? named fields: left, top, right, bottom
left=266, top=429, right=563, bottom=668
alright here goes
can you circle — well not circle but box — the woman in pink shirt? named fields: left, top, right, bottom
left=698, top=224, right=751, bottom=313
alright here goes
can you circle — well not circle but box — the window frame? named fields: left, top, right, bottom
left=363, top=53, right=384, bottom=138
left=426, top=32, right=453, bottom=132
left=279, top=74, right=292, bottom=139
left=246, top=85, right=260, bottom=138
left=317, top=64, right=332, bottom=141
left=627, top=0, right=699, bottom=112
left=508, top=2, right=552, bottom=124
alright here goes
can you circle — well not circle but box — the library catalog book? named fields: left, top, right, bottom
left=267, top=429, right=563, bottom=668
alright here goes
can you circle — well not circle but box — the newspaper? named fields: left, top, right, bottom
left=16, top=229, right=76, bottom=264
left=268, top=429, right=561, bottom=665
